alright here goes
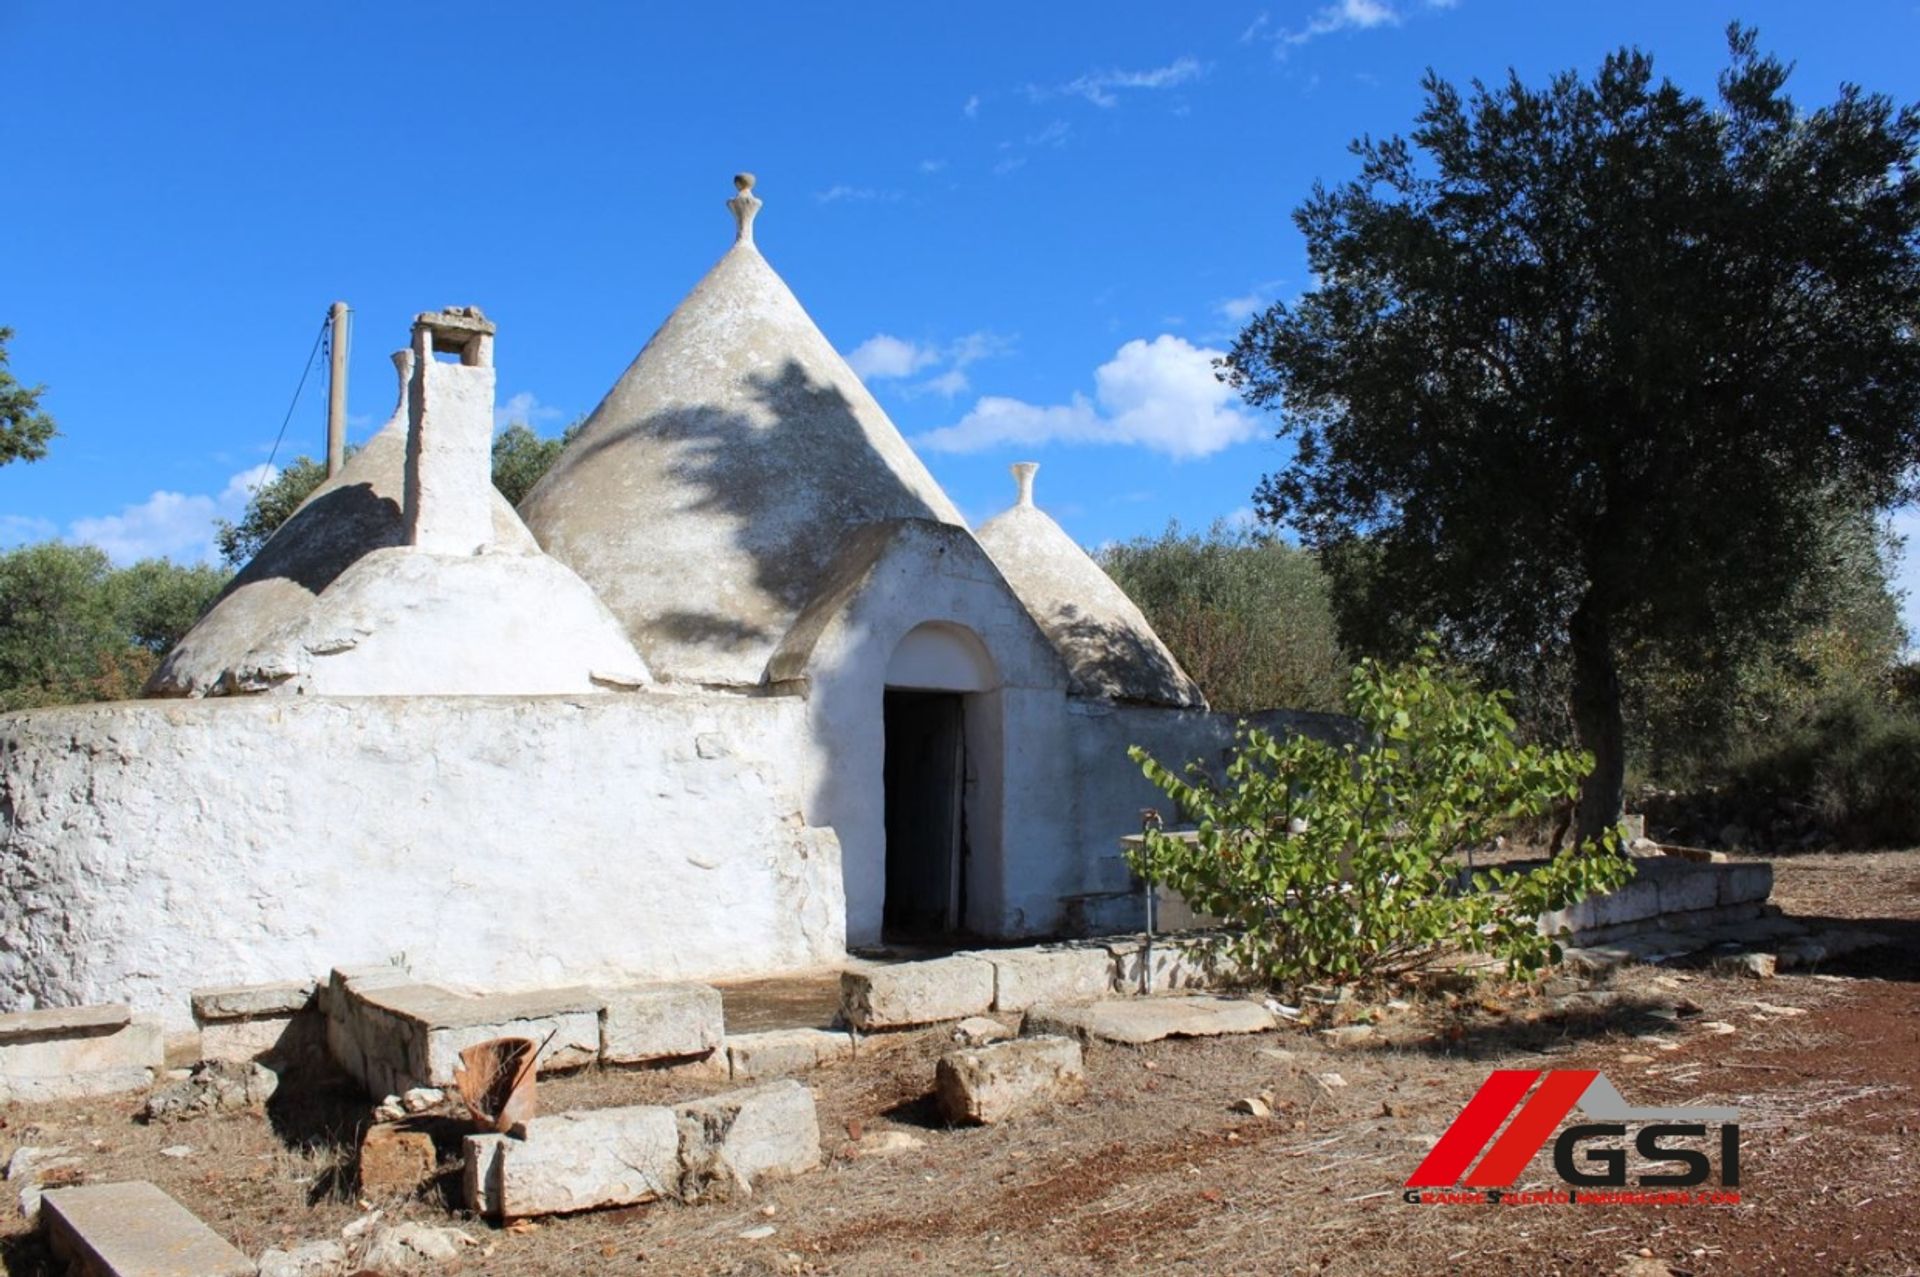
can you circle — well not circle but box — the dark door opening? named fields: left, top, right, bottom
left=882, top=689, right=967, bottom=940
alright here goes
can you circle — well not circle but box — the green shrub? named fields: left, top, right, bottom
left=1126, top=649, right=1632, bottom=990
left=1724, top=694, right=1920, bottom=847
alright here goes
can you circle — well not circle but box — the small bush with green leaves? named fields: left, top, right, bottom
left=1126, top=649, right=1633, bottom=990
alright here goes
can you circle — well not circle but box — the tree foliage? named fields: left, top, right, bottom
left=1098, top=520, right=1349, bottom=713
left=213, top=455, right=332, bottom=568
left=0, top=327, right=56, bottom=466
left=1127, top=649, right=1631, bottom=990
left=492, top=421, right=582, bottom=507
left=212, top=421, right=582, bottom=569
left=0, top=544, right=225, bottom=710
left=1224, top=28, right=1920, bottom=841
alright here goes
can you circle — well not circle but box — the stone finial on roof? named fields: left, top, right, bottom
left=728, top=172, right=762, bottom=246
left=1012, top=461, right=1039, bottom=508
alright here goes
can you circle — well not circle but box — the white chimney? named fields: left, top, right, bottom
left=403, top=306, right=496, bottom=555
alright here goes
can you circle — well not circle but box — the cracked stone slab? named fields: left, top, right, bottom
left=41, top=1181, right=252, bottom=1277
left=1022, top=995, right=1277, bottom=1045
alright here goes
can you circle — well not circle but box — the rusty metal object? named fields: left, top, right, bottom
left=454, top=1034, right=545, bottom=1134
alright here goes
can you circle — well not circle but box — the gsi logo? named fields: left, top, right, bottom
left=1405, top=1070, right=1741, bottom=1204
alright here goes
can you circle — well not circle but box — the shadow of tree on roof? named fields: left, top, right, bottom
left=528, top=358, right=952, bottom=675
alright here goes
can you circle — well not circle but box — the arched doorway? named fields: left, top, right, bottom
left=882, top=623, right=999, bottom=940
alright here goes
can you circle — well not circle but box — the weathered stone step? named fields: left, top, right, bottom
left=40, top=1181, right=252, bottom=1277
left=1023, top=995, right=1277, bottom=1044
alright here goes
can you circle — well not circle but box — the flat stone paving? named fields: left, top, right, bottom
left=40, top=1181, right=252, bottom=1277
left=1023, top=995, right=1277, bottom=1045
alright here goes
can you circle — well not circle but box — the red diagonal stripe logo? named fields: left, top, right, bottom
left=1404, top=1069, right=1539, bottom=1187
left=1464, top=1069, right=1598, bottom=1188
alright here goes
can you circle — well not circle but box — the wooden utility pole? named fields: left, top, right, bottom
left=325, top=301, right=349, bottom=478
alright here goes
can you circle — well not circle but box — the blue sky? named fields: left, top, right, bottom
left=5, top=3, right=1919, bottom=627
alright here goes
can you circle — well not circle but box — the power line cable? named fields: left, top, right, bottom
left=259, top=311, right=329, bottom=488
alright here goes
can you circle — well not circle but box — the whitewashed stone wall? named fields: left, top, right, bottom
left=0, top=693, right=843, bottom=1030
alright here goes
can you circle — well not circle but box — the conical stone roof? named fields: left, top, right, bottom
left=518, top=175, right=968, bottom=687
left=975, top=463, right=1206, bottom=709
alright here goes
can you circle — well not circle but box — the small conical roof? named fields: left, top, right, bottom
left=148, top=352, right=539, bottom=696
left=518, top=175, right=968, bottom=687
left=976, top=462, right=1206, bottom=708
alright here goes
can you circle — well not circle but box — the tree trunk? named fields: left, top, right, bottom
left=1568, top=592, right=1626, bottom=848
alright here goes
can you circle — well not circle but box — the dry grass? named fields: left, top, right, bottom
left=2, top=851, right=1917, bottom=1276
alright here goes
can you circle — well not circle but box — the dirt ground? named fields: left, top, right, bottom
left=3, top=850, right=1917, bottom=1276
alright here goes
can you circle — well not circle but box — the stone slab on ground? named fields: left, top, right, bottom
left=1539, top=858, right=1775, bottom=942
left=465, top=1104, right=679, bottom=1220
left=327, top=972, right=601, bottom=1096
left=726, top=1028, right=855, bottom=1080
left=189, top=981, right=315, bottom=1023
left=40, top=1181, right=252, bottom=1277
left=0, top=1006, right=162, bottom=1105
left=596, top=981, right=724, bottom=1065
left=675, top=1080, right=821, bottom=1199
left=840, top=957, right=994, bottom=1030
left=936, top=1035, right=1085, bottom=1124
left=1024, top=995, right=1277, bottom=1045
left=972, top=946, right=1112, bottom=1013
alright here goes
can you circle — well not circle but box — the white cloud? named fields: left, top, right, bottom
left=494, top=391, right=564, bottom=432
left=66, top=463, right=278, bottom=566
left=916, top=334, right=1259, bottom=459
left=1050, top=56, right=1207, bottom=108
left=814, top=184, right=902, bottom=205
left=847, top=331, right=1013, bottom=394
left=1278, top=0, right=1402, bottom=45
left=847, top=335, right=941, bottom=381
left=0, top=513, right=59, bottom=547
left=963, top=94, right=981, bottom=118
left=1026, top=120, right=1071, bottom=148
left=915, top=369, right=973, bottom=399
left=918, top=158, right=948, bottom=174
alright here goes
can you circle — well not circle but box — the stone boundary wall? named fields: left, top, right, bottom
left=0, top=693, right=845, bottom=1031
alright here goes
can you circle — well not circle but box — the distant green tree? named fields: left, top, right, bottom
left=491, top=420, right=582, bottom=507
left=1098, top=521, right=1348, bottom=714
left=0, top=327, right=57, bottom=466
left=214, top=455, right=331, bottom=569
left=0, top=545, right=223, bottom=709
left=213, top=421, right=582, bottom=569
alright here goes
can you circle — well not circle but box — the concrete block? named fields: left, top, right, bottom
left=977, top=947, right=1112, bottom=1012
left=675, top=1080, right=821, bottom=1199
left=1105, top=936, right=1241, bottom=994
left=840, top=957, right=994, bottom=1030
left=465, top=1105, right=679, bottom=1220
left=1024, top=995, right=1277, bottom=1045
left=726, top=1028, right=854, bottom=1080
left=328, top=977, right=602, bottom=1096
left=596, top=982, right=724, bottom=1065
left=1720, top=862, right=1775, bottom=907
left=359, top=1122, right=438, bottom=1194
left=40, top=1181, right=252, bottom=1277
left=189, top=981, right=315, bottom=1023
left=1653, top=864, right=1722, bottom=916
left=936, top=1036, right=1085, bottom=1125
left=197, top=1012, right=324, bottom=1065
left=0, top=1007, right=162, bottom=1104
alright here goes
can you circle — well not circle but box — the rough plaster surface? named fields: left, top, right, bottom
left=403, top=350, right=495, bottom=555
left=975, top=470, right=1206, bottom=709
left=519, top=234, right=969, bottom=687
left=228, top=546, right=648, bottom=696
left=0, top=693, right=845, bottom=1030
left=147, top=354, right=541, bottom=698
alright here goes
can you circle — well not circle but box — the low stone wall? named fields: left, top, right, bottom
left=0, top=693, right=845, bottom=1030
